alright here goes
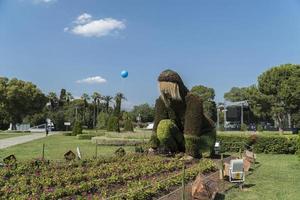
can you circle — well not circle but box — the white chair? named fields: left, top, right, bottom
left=229, top=159, right=245, bottom=183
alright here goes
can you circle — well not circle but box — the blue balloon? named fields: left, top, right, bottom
left=121, top=70, right=128, bottom=78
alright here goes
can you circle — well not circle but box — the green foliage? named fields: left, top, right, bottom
left=199, top=129, right=217, bottom=155
left=0, top=77, right=47, bottom=126
left=224, top=87, right=249, bottom=102
left=106, top=116, right=120, bottom=132
left=253, top=135, right=298, bottom=154
left=217, top=133, right=299, bottom=154
left=149, top=134, right=160, bottom=149
left=72, top=120, right=82, bottom=136
left=156, top=119, right=184, bottom=152
left=184, top=93, right=204, bottom=136
left=296, top=136, right=300, bottom=156
left=191, top=85, right=217, bottom=122
left=92, top=137, right=147, bottom=146
left=241, top=123, right=248, bottom=131
left=76, top=133, right=105, bottom=140
left=130, top=103, right=155, bottom=123
left=113, top=93, right=126, bottom=119
left=124, top=118, right=134, bottom=132
left=257, top=124, right=264, bottom=132
left=114, top=147, right=126, bottom=157
left=96, top=112, right=108, bottom=129
left=258, top=64, right=300, bottom=130
left=0, top=154, right=216, bottom=199
left=184, top=135, right=202, bottom=158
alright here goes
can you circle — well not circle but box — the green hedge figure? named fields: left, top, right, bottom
left=151, top=70, right=216, bottom=158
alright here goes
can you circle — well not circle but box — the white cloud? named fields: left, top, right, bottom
left=76, top=76, right=107, bottom=84
left=65, top=13, right=126, bottom=37
left=75, top=13, right=92, bottom=24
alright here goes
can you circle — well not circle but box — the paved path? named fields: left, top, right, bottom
left=0, top=132, right=59, bottom=149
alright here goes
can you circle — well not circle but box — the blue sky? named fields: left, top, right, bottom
left=1, top=0, right=300, bottom=109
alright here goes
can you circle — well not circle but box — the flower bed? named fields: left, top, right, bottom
left=0, top=154, right=216, bottom=199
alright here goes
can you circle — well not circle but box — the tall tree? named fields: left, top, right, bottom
left=5, top=78, right=47, bottom=127
left=91, top=92, right=101, bottom=128
left=103, top=95, right=113, bottom=113
left=47, top=92, right=59, bottom=111
left=224, top=87, right=248, bottom=102
left=191, top=85, right=217, bottom=122
left=66, top=92, right=74, bottom=104
left=258, top=64, right=300, bottom=131
left=114, top=93, right=126, bottom=119
left=59, top=89, right=67, bottom=107
left=130, top=103, right=155, bottom=123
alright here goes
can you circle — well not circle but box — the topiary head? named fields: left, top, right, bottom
left=158, top=69, right=189, bottom=106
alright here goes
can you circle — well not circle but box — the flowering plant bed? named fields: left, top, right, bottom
left=0, top=154, right=216, bottom=199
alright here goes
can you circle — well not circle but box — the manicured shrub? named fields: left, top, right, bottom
left=216, top=134, right=253, bottom=153
left=107, top=116, right=120, bottom=132
left=72, top=120, right=82, bottom=136
left=241, top=123, right=248, bottom=131
left=124, top=119, right=134, bottom=132
left=92, top=137, right=147, bottom=146
left=156, top=119, right=184, bottom=152
left=63, top=132, right=72, bottom=136
left=257, top=124, right=264, bottom=132
left=97, top=112, right=108, bottom=129
left=217, top=133, right=298, bottom=154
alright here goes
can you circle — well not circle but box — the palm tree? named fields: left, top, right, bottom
left=91, top=92, right=101, bottom=128
left=114, top=93, right=126, bottom=118
left=66, top=92, right=74, bottom=104
left=47, top=92, right=59, bottom=110
left=103, top=95, right=113, bottom=113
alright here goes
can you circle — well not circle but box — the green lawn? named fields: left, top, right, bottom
left=223, top=154, right=300, bottom=200
left=0, top=132, right=31, bottom=139
left=0, top=134, right=135, bottom=161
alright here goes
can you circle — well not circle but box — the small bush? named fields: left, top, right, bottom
left=107, top=116, right=120, bottom=132
left=257, top=124, right=264, bottom=132
left=72, top=121, right=82, bottom=136
left=241, top=123, right=248, bottom=131
left=97, top=112, right=109, bottom=129
left=124, top=119, right=134, bottom=132
left=135, top=146, right=144, bottom=153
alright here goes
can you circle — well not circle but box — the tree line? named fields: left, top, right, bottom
left=1, top=63, right=299, bottom=131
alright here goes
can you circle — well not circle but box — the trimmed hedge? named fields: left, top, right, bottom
left=216, top=133, right=299, bottom=154
left=76, top=132, right=105, bottom=140
left=91, top=137, right=148, bottom=146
